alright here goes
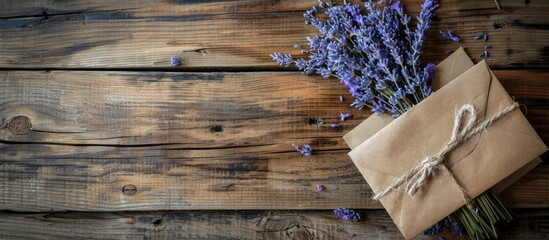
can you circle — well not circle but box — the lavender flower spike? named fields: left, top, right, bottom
left=292, top=143, right=312, bottom=156
left=333, top=208, right=360, bottom=222
left=439, top=30, right=460, bottom=42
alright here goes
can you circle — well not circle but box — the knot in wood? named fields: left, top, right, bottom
left=8, top=116, right=32, bottom=135
left=122, top=184, right=137, bottom=195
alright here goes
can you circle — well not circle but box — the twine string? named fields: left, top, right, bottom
left=372, top=102, right=520, bottom=206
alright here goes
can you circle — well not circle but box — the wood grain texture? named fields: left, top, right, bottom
left=0, top=209, right=548, bottom=240
left=0, top=0, right=548, bottom=69
left=0, top=70, right=547, bottom=211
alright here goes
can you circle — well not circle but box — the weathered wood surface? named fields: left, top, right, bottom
left=1, top=70, right=547, bottom=211
left=0, top=209, right=548, bottom=240
left=0, top=0, right=548, bottom=69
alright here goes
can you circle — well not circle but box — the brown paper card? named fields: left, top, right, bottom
left=343, top=48, right=542, bottom=194
left=348, top=60, right=548, bottom=239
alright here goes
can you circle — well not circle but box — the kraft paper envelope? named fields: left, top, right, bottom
left=348, top=60, right=548, bottom=239
left=343, top=48, right=543, bottom=193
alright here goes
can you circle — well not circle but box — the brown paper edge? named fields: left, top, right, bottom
left=343, top=48, right=541, bottom=194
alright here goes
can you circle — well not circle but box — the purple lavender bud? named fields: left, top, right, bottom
left=438, top=237, right=446, bottom=240
left=318, top=1, right=328, bottom=8
left=474, top=35, right=482, bottom=40
left=170, top=56, right=182, bottom=66
left=391, top=1, right=404, bottom=16
left=480, top=50, right=489, bottom=58
left=317, top=184, right=325, bottom=191
left=340, top=113, right=353, bottom=121
left=292, top=143, right=312, bottom=156
left=333, top=208, right=360, bottom=222
left=331, top=123, right=341, bottom=128
left=293, top=44, right=301, bottom=49
left=295, top=58, right=306, bottom=70
left=483, top=33, right=488, bottom=41
left=270, top=52, right=294, bottom=67
left=339, top=95, right=344, bottom=102
left=424, top=63, right=436, bottom=81
left=453, top=222, right=464, bottom=236
left=439, top=30, right=460, bottom=42
left=485, top=44, right=492, bottom=49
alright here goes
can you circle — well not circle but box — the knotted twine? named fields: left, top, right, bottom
left=372, top=102, right=520, bottom=207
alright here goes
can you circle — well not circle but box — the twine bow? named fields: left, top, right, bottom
left=372, top=102, right=520, bottom=206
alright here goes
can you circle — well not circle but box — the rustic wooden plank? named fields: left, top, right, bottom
left=0, top=70, right=547, bottom=211
left=0, top=0, right=548, bottom=69
left=0, top=209, right=547, bottom=240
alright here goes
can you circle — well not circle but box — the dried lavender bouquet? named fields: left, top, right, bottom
left=271, top=0, right=512, bottom=239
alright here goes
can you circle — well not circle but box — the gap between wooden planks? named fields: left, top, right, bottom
left=0, top=0, right=548, bottom=69
left=0, top=70, right=547, bottom=212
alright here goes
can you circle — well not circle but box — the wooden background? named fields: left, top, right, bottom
left=0, top=0, right=548, bottom=239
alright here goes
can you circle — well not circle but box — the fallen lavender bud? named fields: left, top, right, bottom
left=294, top=44, right=301, bottom=49
left=483, top=33, right=488, bottom=41
left=438, top=237, right=446, bottom=240
left=339, top=95, right=344, bottom=102
left=474, top=35, right=483, bottom=40
left=170, top=56, right=182, bottom=66
left=317, top=184, right=325, bottom=191
left=480, top=50, right=489, bottom=58
left=331, top=123, right=341, bottom=128
left=439, top=30, right=460, bottom=42
left=485, top=44, right=492, bottom=49
left=333, top=208, right=361, bottom=222
left=340, top=113, right=353, bottom=121
left=292, top=143, right=312, bottom=156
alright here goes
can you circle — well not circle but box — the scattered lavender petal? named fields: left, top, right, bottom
left=483, top=33, right=488, bottom=41
left=480, top=51, right=489, bottom=58
left=294, top=44, right=301, bottom=49
left=438, top=237, right=446, bottom=240
left=292, top=143, right=312, bottom=156
left=474, top=35, right=483, bottom=40
left=331, top=123, right=341, bottom=128
left=339, top=95, right=344, bottom=102
left=170, top=56, right=182, bottom=66
left=317, top=184, right=325, bottom=191
left=439, top=30, right=460, bottom=42
left=340, top=113, right=353, bottom=121
left=333, top=208, right=360, bottom=222
left=485, top=44, right=492, bottom=49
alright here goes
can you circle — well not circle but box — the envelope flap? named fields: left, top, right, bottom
left=349, top=60, right=493, bottom=178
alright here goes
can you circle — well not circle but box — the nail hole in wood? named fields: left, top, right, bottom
left=196, top=49, right=208, bottom=55
left=153, top=219, right=162, bottom=225
left=122, top=184, right=137, bottom=195
left=210, top=125, right=224, bottom=133
left=306, top=117, right=324, bottom=125
left=8, top=116, right=32, bottom=135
